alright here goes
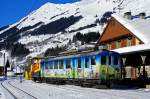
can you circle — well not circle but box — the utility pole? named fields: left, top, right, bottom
left=4, top=52, right=6, bottom=79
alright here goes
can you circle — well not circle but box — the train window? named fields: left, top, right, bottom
left=101, top=56, right=106, bottom=65
left=54, top=61, right=59, bottom=69
left=49, top=62, right=53, bottom=69
left=41, top=61, right=44, bottom=67
left=114, top=56, right=119, bottom=65
left=91, top=56, right=96, bottom=65
left=78, top=58, right=81, bottom=68
left=59, top=60, right=64, bottom=69
left=45, top=61, right=49, bottom=69
left=85, top=57, right=89, bottom=68
left=109, top=56, right=111, bottom=65
left=66, top=59, right=71, bottom=69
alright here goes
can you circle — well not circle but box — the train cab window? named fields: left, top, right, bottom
left=91, top=56, right=96, bottom=65
left=101, top=56, right=107, bottom=65
left=109, top=56, right=111, bottom=65
left=114, top=56, right=119, bottom=65
left=54, top=61, right=59, bottom=69
left=49, top=62, right=53, bottom=69
left=66, top=59, right=71, bottom=69
left=59, top=60, right=64, bottom=69
left=85, top=57, right=89, bottom=68
left=78, top=58, right=81, bottom=68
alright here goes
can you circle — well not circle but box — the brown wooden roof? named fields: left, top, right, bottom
left=97, top=17, right=143, bottom=44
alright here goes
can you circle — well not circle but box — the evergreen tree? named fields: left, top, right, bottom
left=11, top=43, right=30, bottom=57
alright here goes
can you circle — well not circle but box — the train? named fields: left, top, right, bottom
left=29, top=50, right=122, bottom=87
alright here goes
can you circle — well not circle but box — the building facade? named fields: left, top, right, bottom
left=96, top=12, right=150, bottom=81
left=96, top=17, right=143, bottom=50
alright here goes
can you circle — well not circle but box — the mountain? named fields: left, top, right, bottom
left=0, top=0, right=150, bottom=63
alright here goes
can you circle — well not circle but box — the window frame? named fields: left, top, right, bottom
left=59, top=60, right=64, bottom=69
left=45, top=61, right=49, bottom=69
left=49, top=61, right=54, bottom=69
left=78, top=58, right=82, bottom=68
left=54, top=60, right=59, bottom=69
left=114, top=56, right=119, bottom=66
left=108, top=56, right=111, bottom=65
left=91, top=56, right=96, bottom=65
left=101, top=55, right=107, bottom=65
left=85, top=57, right=90, bottom=68
left=66, top=59, right=71, bottom=69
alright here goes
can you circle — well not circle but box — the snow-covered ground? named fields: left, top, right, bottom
left=0, top=77, right=150, bottom=99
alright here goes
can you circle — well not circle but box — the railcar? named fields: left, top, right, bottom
left=31, top=50, right=122, bottom=87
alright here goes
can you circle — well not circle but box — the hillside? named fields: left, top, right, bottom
left=0, top=0, right=150, bottom=63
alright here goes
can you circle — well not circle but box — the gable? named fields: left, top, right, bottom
left=98, top=17, right=134, bottom=44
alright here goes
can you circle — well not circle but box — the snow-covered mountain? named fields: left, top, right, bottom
left=0, top=0, right=150, bottom=61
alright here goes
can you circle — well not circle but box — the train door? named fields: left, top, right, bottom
left=72, top=58, right=77, bottom=79
left=58, top=60, right=65, bottom=78
left=66, top=59, right=72, bottom=79
left=90, top=55, right=96, bottom=79
left=77, top=57, right=82, bottom=78
left=100, top=55, right=108, bottom=81
left=84, top=56, right=92, bottom=79
left=54, top=60, right=59, bottom=77
left=113, top=55, right=120, bottom=79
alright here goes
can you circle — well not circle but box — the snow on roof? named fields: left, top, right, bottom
left=112, top=44, right=150, bottom=54
left=112, top=14, right=150, bottom=43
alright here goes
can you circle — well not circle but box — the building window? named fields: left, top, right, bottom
left=107, top=43, right=112, bottom=50
left=127, top=37, right=132, bottom=46
left=116, top=40, right=121, bottom=48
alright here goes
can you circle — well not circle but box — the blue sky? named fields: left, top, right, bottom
left=0, top=0, right=80, bottom=28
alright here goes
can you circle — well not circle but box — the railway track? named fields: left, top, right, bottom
left=37, top=83, right=139, bottom=99
left=1, top=80, right=38, bottom=99
left=1, top=81, right=17, bottom=99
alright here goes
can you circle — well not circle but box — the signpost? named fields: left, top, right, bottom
left=122, top=57, right=126, bottom=79
left=141, top=55, right=146, bottom=78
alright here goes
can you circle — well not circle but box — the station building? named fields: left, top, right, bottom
left=96, top=12, right=150, bottom=81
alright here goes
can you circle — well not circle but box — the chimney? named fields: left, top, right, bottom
left=139, top=12, right=146, bottom=19
left=123, top=12, right=132, bottom=20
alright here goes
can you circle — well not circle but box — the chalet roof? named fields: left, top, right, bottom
left=112, top=14, right=150, bottom=44
left=112, top=44, right=150, bottom=54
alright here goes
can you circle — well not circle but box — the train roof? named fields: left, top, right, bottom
left=41, top=50, right=120, bottom=62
